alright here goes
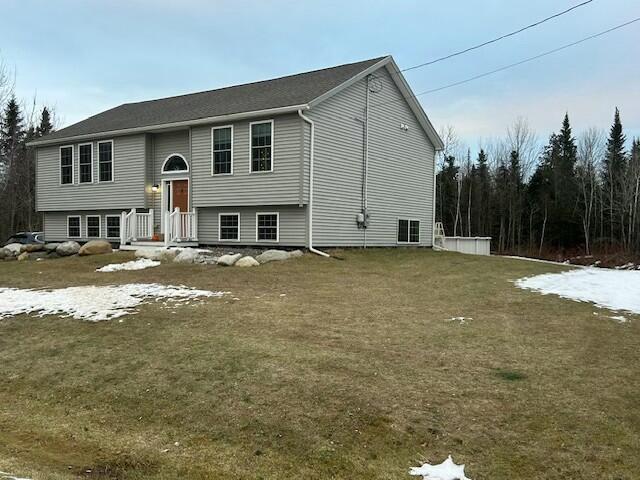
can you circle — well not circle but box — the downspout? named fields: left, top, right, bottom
left=298, top=109, right=330, bottom=257
left=432, top=149, right=437, bottom=247
left=363, top=74, right=370, bottom=248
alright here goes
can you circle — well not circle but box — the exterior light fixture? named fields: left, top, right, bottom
left=151, top=184, right=160, bottom=193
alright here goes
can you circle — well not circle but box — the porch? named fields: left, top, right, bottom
left=119, top=207, right=199, bottom=248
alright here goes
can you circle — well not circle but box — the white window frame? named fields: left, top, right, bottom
left=59, top=145, right=74, bottom=186
left=85, top=215, right=102, bottom=238
left=97, top=139, right=115, bottom=183
left=397, top=218, right=420, bottom=244
left=161, top=153, right=189, bottom=173
left=255, top=212, right=279, bottom=242
left=78, top=142, right=94, bottom=184
left=105, top=214, right=121, bottom=239
left=218, top=212, right=240, bottom=242
left=211, top=125, right=234, bottom=176
left=249, top=119, right=274, bottom=174
left=67, top=215, right=81, bottom=238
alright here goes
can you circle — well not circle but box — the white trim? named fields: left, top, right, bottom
left=396, top=217, right=421, bottom=244
left=97, top=140, right=115, bottom=183
left=59, top=145, right=74, bottom=186
left=249, top=119, right=274, bottom=173
left=77, top=142, right=94, bottom=184
left=255, top=211, right=279, bottom=242
left=86, top=214, right=102, bottom=238
left=161, top=153, right=189, bottom=173
left=28, top=105, right=307, bottom=147
left=105, top=214, right=121, bottom=239
left=67, top=215, right=81, bottom=238
left=218, top=212, right=240, bottom=242
left=211, top=125, right=234, bottom=176
left=160, top=176, right=190, bottom=234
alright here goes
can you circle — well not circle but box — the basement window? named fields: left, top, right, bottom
left=67, top=216, right=81, bottom=238
left=398, top=219, right=420, bottom=244
left=105, top=215, right=121, bottom=239
left=256, top=212, right=279, bottom=242
left=218, top=213, right=240, bottom=241
left=86, top=215, right=101, bottom=238
left=60, top=145, right=74, bottom=185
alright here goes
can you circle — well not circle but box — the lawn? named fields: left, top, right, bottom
left=0, top=249, right=638, bottom=479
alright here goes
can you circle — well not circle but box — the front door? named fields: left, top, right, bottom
left=172, top=180, right=189, bottom=212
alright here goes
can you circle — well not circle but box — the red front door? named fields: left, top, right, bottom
left=172, top=180, right=188, bottom=212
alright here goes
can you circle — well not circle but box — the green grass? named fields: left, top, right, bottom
left=0, top=249, right=639, bottom=479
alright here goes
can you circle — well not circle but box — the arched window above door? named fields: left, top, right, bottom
left=162, top=154, right=189, bottom=173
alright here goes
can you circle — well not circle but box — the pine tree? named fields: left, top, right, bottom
left=37, top=106, right=54, bottom=137
left=602, top=107, right=627, bottom=244
left=0, top=96, right=25, bottom=160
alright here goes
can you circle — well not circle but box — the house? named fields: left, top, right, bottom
left=29, top=56, right=444, bottom=252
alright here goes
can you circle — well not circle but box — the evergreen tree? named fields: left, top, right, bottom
left=0, top=96, right=25, bottom=161
left=602, top=107, right=627, bottom=243
left=37, top=106, right=53, bottom=137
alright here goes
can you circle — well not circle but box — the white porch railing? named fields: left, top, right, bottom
left=120, top=208, right=154, bottom=244
left=164, top=207, right=198, bottom=246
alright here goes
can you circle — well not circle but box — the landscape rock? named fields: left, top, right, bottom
left=4, top=243, right=22, bottom=256
left=194, top=253, right=218, bottom=265
left=79, top=240, right=113, bottom=256
left=17, top=252, right=29, bottom=261
left=44, top=243, right=60, bottom=252
left=0, top=247, right=9, bottom=259
left=289, top=250, right=304, bottom=258
left=47, top=252, right=60, bottom=259
left=235, top=256, right=260, bottom=267
left=56, top=241, right=81, bottom=256
left=255, top=249, right=290, bottom=264
left=29, top=251, right=49, bottom=260
left=173, top=248, right=200, bottom=264
left=217, top=253, right=242, bottom=266
left=24, top=244, right=44, bottom=253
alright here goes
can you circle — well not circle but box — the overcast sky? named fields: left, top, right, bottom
left=3, top=0, right=639, bottom=150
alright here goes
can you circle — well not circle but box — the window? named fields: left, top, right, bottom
left=78, top=143, right=93, bottom=183
left=250, top=120, right=273, bottom=172
left=67, top=216, right=81, bottom=238
left=105, top=215, right=121, bottom=239
left=162, top=154, right=188, bottom=173
left=60, top=145, right=74, bottom=184
left=98, top=140, right=113, bottom=182
left=86, top=215, right=101, bottom=238
left=397, top=219, right=420, bottom=244
left=212, top=126, right=233, bottom=175
left=256, top=212, right=279, bottom=242
left=218, top=213, right=239, bottom=241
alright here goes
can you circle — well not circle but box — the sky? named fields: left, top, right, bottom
left=2, top=0, right=639, bottom=152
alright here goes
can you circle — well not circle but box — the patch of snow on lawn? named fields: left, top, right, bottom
left=0, top=284, right=226, bottom=322
left=445, top=316, right=471, bottom=324
left=0, top=472, right=31, bottom=480
left=409, top=455, right=471, bottom=480
left=515, top=268, right=640, bottom=315
left=97, top=258, right=161, bottom=272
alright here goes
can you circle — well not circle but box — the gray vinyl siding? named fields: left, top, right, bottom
left=308, top=66, right=435, bottom=247
left=36, top=135, right=146, bottom=211
left=43, top=210, right=124, bottom=242
left=197, top=205, right=306, bottom=246
left=191, top=114, right=306, bottom=207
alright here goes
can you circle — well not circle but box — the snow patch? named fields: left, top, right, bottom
left=409, top=455, right=471, bottom=480
left=445, top=316, right=471, bottom=324
left=515, top=268, right=640, bottom=315
left=97, top=258, right=160, bottom=272
left=0, top=284, right=226, bottom=322
left=0, top=472, right=31, bottom=480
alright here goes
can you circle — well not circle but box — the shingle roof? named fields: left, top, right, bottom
left=38, top=57, right=387, bottom=143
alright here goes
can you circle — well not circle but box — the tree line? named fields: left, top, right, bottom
left=0, top=61, right=56, bottom=241
left=436, top=110, right=640, bottom=256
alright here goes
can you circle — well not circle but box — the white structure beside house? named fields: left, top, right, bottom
left=29, top=56, right=444, bottom=250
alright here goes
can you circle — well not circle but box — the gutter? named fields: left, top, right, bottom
left=298, top=109, right=330, bottom=258
left=27, top=104, right=309, bottom=147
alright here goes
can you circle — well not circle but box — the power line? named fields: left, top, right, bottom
left=373, top=17, right=640, bottom=108
left=401, top=0, right=595, bottom=72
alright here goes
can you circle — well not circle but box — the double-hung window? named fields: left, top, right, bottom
left=397, top=219, right=420, bottom=244
left=60, top=145, right=74, bottom=184
left=212, top=126, right=233, bottom=175
left=98, top=140, right=113, bottom=182
left=78, top=143, right=93, bottom=183
left=256, top=213, right=279, bottom=242
left=250, top=120, right=273, bottom=172
left=105, top=215, right=121, bottom=239
left=218, top=213, right=240, bottom=241
left=67, top=216, right=81, bottom=238
left=86, top=215, right=101, bottom=238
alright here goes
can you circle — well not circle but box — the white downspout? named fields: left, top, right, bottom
left=298, top=109, right=330, bottom=257
left=432, top=150, right=437, bottom=248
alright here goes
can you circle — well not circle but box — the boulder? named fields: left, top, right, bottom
left=24, top=244, right=44, bottom=253
left=217, top=253, right=242, bottom=266
left=44, top=243, right=61, bottom=252
left=17, top=252, right=29, bottom=261
left=56, top=241, right=81, bottom=256
left=79, top=240, right=112, bottom=256
left=47, top=252, right=60, bottom=259
left=194, top=253, right=218, bottom=265
left=235, top=256, right=260, bottom=267
left=0, top=247, right=8, bottom=259
left=135, top=248, right=162, bottom=260
left=4, top=243, right=22, bottom=256
left=289, top=250, right=304, bottom=258
left=255, top=249, right=290, bottom=264
left=30, top=251, right=49, bottom=260
left=173, top=248, right=200, bottom=264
